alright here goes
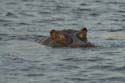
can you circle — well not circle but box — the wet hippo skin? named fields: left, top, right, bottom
left=39, top=27, right=95, bottom=48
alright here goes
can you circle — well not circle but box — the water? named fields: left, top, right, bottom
left=0, top=0, right=125, bottom=83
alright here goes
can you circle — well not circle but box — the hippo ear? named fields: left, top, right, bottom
left=82, top=27, right=88, bottom=32
left=50, top=29, right=57, bottom=39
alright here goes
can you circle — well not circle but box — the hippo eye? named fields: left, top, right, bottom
left=76, top=32, right=87, bottom=42
left=79, top=33, right=84, bottom=38
left=60, top=35, right=65, bottom=39
left=76, top=32, right=84, bottom=39
left=57, top=34, right=66, bottom=40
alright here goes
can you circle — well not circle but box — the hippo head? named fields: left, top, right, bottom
left=41, top=27, right=94, bottom=48
left=49, top=27, right=88, bottom=47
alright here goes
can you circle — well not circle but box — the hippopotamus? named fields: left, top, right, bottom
left=39, top=27, right=95, bottom=48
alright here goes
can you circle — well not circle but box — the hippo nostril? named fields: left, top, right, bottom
left=67, top=37, right=73, bottom=45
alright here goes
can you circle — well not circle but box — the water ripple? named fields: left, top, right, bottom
left=5, top=12, right=18, bottom=18
left=61, top=57, right=84, bottom=62
left=99, top=76, right=125, bottom=82
left=25, top=73, right=45, bottom=77
left=112, top=66, right=125, bottom=72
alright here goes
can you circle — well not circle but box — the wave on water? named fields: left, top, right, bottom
left=103, top=32, right=125, bottom=40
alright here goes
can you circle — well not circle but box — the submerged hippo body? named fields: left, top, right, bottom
left=39, top=28, right=95, bottom=48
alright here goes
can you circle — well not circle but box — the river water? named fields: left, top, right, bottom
left=0, top=0, right=125, bottom=83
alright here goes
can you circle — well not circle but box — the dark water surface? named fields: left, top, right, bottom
left=0, top=0, right=125, bottom=83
